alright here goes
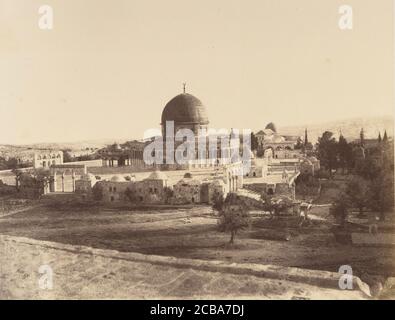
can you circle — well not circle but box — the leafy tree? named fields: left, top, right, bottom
left=345, top=176, right=369, bottom=216
left=251, top=132, right=258, bottom=151
left=295, top=173, right=320, bottom=199
left=0, top=157, right=31, bottom=170
left=261, top=193, right=274, bottom=215
left=5, top=158, right=18, bottom=170
left=367, top=170, right=394, bottom=221
left=217, top=193, right=250, bottom=244
left=383, top=130, right=388, bottom=142
left=354, top=140, right=395, bottom=221
left=256, top=149, right=264, bottom=158
left=305, top=142, right=314, bottom=150
left=337, top=135, right=353, bottom=173
left=330, top=193, right=351, bottom=227
left=75, top=154, right=101, bottom=161
left=261, top=194, right=293, bottom=218
left=92, top=183, right=103, bottom=201
left=12, top=168, right=23, bottom=191
left=317, top=131, right=338, bottom=178
left=294, top=138, right=304, bottom=150
left=211, top=190, right=224, bottom=212
left=62, top=149, right=73, bottom=163
left=354, top=155, right=381, bottom=180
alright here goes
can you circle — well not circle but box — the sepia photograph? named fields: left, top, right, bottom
left=0, top=0, right=394, bottom=307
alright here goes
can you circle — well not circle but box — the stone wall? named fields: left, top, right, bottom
left=0, top=235, right=371, bottom=298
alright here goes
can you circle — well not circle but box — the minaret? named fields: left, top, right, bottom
left=304, top=128, right=308, bottom=146
left=183, top=82, right=186, bottom=94
left=360, top=128, right=365, bottom=147
left=378, top=132, right=382, bottom=143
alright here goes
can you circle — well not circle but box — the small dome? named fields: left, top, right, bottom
left=146, top=170, right=168, bottom=180
left=110, top=175, right=125, bottom=182
left=183, top=172, right=193, bottom=179
left=110, top=143, right=122, bottom=151
left=263, top=128, right=274, bottom=136
left=265, top=122, right=277, bottom=133
left=161, top=93, right=209, bottom=125
left=273, top=135, right=285, bottom=143
left=124, top=174, right=136, bottom=182
left=177, top=178, right=201, bottom=186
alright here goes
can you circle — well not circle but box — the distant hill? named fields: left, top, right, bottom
left=278, top=115, right=394, bottom=144
left=1, top=116, right=393, bottom=162
left=0, top=139, right=124, bottom=163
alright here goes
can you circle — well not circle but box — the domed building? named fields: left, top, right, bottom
left=161, top=93, right=209, bottom=136
left=160, top=89, right=243, bottom=171
left=265, top=122, right=277, bottom=133
left=161, top=90, right=212, bottom=167
left=255, top=122, right=302, bottom=159
left=110, top=174, right=126, bottom=182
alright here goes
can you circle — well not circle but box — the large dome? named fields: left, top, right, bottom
left=161, top=93, right=209, bottom=125
left=265, top=122, right=277, bottom=133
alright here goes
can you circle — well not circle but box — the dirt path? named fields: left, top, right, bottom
left=0, top=204, right=43, bottom=218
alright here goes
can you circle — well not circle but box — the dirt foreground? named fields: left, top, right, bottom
left=0, top=235, right=368, bottom=300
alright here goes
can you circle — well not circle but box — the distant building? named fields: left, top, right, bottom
left=49, top=164, right=87, bottom=193
left=98, top=89, right=242, bottom=171
left=255, top=123, right=302, bottom=159
left=33, top=151, right=63, bottom=169
left=98, top=141, right=147, bottom=168
left=75, top=173, right=97, bottom=200
left=243, top=169, right=300, bottom=200
left=98, top=170, right=169, bottom=204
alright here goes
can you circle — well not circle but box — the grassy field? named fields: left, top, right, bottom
left=0, top=201, right=394, bottom=284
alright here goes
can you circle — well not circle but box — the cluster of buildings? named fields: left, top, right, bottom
left=255, top=122, right=303, bottom=159
left=10, top=88, right=321, bottom=204
left=75, top=169, right=230, bottom=205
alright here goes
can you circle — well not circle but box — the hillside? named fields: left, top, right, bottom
left=1, top=115, right=393, bottom=162
left=0, top=139, right=119, bottom=163
left=279, top=115, right=394, bottom=143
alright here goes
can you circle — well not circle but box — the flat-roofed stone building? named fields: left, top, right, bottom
left=33, top=151, right=63, bottom=169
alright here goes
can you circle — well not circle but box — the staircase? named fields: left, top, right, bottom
left=237, top=188, right=263, bottom=208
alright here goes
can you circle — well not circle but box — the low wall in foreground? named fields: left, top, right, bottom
left=0, top=235, right=372, bottom=297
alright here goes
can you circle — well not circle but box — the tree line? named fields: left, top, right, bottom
left=316, top=131, right=394, bottom=222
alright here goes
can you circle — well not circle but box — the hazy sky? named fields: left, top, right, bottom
left=0, top=0, right=393, bottom=144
